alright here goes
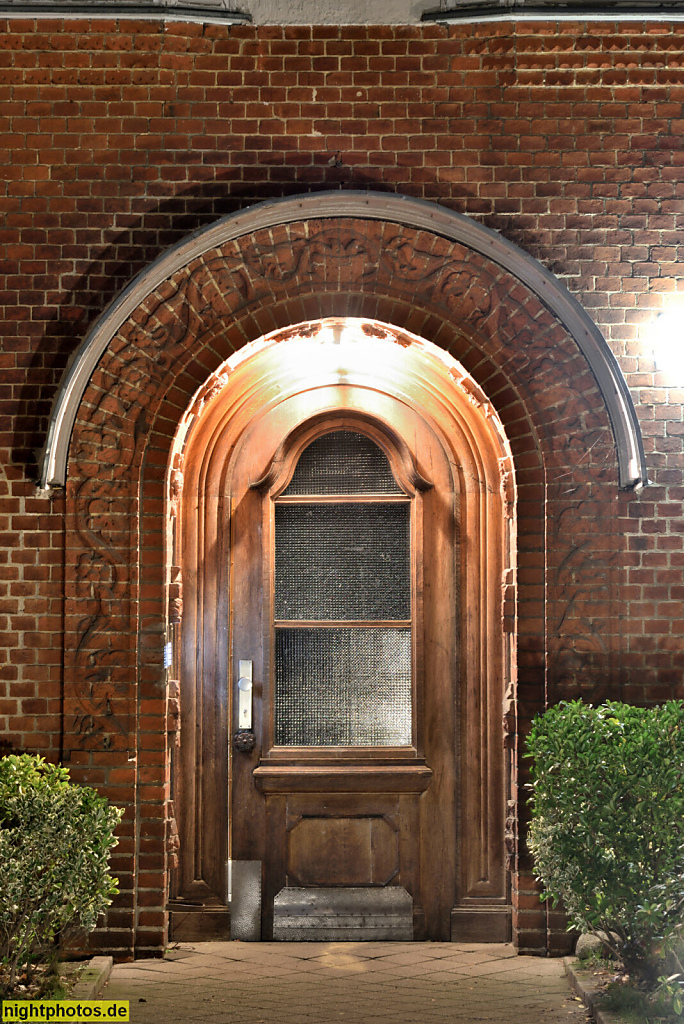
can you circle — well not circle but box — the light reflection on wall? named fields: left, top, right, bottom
left=649, top=306, right=684, bottom=383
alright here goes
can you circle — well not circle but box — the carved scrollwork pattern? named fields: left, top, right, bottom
left=65, top=217, right=619, bottom=751
left=548, top=450, right=620, bottom=701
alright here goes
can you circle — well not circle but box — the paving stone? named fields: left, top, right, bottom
left=105, top=942, right=590, bottom=1024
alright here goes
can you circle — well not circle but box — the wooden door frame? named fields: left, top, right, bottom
left=171, top=318, right=515, bottom=941
left=236, top=403, right=439, bottom=939
left=252, top=410, right=429, bottom=763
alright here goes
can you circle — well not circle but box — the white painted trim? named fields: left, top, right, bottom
left=38, top=191, right=647, bottom=491
left=0, top=3, right=251, bottom=24
left=431, top=13, right=684, bottom=22
left=424, top=5, right=684, bottom=22
left=3, top=2, right=683, bottom=24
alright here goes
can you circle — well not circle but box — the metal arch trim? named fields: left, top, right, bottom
left=39, top=190, right=647, bottom=492
left=0, top=4, right=251, bottom=23
left=422, top=9, right=684, bottom=22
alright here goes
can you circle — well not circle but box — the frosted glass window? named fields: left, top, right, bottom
left=275, top=503, right=410, bottom=621
left=283, top=431, right=401, bottom=495
left=273, top=429, right=413, bottom=748
left=275, top=628, right=411, bottom=746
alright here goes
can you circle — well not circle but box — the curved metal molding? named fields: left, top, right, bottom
left=39, top=190, right=647, bottom=491
left=0, top=3, right=251, bottom=24
left=423, top=2, right=684, bottom=21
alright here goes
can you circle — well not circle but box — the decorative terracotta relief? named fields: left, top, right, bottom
left=64, top=216, right=620, bottom=756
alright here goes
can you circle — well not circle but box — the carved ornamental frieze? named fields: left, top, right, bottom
left=64, top=217, right=620, bottom=754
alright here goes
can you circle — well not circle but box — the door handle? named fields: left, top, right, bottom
left=237, top=660, right=253, bottom=730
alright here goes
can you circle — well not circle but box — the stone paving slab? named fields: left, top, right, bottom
left=105, top=942, right=593, bottom=1024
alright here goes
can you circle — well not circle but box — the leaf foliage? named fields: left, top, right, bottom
left=0, top=754, right=123, bottom=996
left=526, top=699, right=684, bottom=996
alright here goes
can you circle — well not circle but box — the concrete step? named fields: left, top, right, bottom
left=273, top=886, right=413, bottom=941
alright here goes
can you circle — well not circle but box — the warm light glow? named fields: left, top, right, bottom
left=650, top=306, right=684, bottom=381
left=265, top=319, right=405, bottom=385
left=174, top=316, right=511, bottom=464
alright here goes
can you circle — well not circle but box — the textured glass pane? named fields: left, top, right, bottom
left=284, top=431, right=401, bottom=495
left=275, top=503, right=410, bottom=620
left=275, top=627, right=411, bottom=746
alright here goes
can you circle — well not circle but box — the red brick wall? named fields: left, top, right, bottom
left=1, top=17, right=683, bottom=955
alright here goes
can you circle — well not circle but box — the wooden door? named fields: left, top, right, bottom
left=228, top=388, right=459, bottom=941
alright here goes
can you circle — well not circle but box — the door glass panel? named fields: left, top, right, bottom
left=275, top=627, right=411, bottom=746
left=274, top=503, right=410, bottom=620
left=283, top=431, right=401, bottom=495
left=273, top=429, right=413, bottom=748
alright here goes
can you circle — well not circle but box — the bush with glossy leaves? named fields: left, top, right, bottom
left=0, top=754, right=122, bottom=996
left=526, top=700, right=684, bottom=1011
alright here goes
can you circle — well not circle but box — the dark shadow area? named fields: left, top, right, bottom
left=12, top=165, right=402, bottom=480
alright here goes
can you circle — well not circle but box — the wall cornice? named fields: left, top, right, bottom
left=3, top=1, right=684, bottom=22
left=38, top=191, right=647, bottom=492
left=424, top=2, right=684, bottom=22
left=0, top=2, right=251, bottom=22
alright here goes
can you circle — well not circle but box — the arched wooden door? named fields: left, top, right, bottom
left=229, top=393, right=456, bottom=941
left=173, top=320, right=511, bottom=944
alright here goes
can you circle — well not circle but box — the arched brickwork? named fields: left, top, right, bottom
left=64, top=212, right=623, bottom=958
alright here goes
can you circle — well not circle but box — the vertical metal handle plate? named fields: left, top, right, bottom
left=237, top=659, right=253, bottom=730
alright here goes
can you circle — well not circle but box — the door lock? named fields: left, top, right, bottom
left=237, top=660, right=253, bottom=729
left=234, top=660, right=256, bottom=753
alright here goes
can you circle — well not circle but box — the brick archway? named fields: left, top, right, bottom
left=63, top=201, right=624, bottom=958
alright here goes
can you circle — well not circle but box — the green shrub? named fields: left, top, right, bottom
left=526, top=699, right=684, bottom=1003
left=0, top=754, right=123, bottom=996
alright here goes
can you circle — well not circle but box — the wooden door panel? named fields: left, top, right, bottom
left=228, top=393, right=458, bottom=940
left=286, top=815, right=399, bottom=886
left=260, top=789, right=424, bottom=939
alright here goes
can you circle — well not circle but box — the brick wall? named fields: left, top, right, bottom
left=1, top=17, right=683, bottom=955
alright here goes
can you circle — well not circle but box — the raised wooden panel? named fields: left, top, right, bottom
left=254, top=764, right=432, bottom=793
left=287, top=815, right=399, bottom=887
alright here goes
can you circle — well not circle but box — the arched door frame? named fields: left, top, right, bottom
left=55, top=194, right=632, bottom=956
left=172, top=318, right=516, bottom=941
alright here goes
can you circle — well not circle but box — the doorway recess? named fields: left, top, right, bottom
left=167, top=317, right=516, bottom=943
